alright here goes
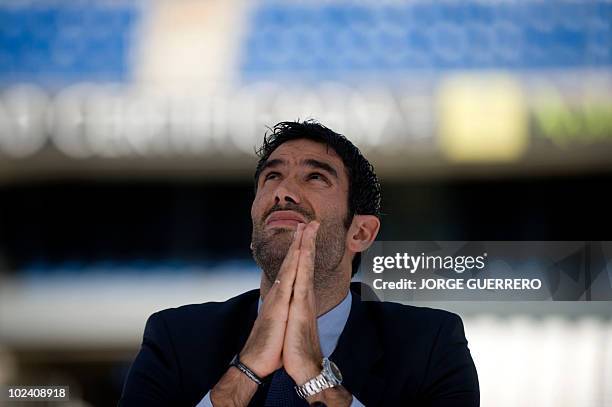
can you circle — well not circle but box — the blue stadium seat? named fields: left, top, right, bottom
left=0, top=2, right=139, bottom=86
left=241, top=1, right=612, bottom=80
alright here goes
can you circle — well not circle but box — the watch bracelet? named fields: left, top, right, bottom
left=295, top=373, right=335, bottom=399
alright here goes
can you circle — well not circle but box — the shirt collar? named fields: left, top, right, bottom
left=257, top=290, right=352, bottom=357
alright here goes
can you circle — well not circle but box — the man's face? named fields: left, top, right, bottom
left=251, top=139, right=351, bottom=288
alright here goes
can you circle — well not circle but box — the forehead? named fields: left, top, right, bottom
left=268, top=139, right=345, bottom=170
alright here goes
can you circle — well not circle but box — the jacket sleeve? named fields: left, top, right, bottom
left=119, top=312, right=183, bottom=406
left=422, top=313, right=480, bottom=407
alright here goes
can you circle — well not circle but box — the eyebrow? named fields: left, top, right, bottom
left=260, top=158, right=339, bottom=179
left=259, top=158, right=284, bottom=175
left=303, top=158, right=338, bottom=179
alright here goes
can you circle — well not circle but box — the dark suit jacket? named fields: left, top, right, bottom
left=119, top=283, right=479, bottom=406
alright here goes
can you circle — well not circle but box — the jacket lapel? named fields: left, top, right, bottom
left=330, top=283, right=385, bottom=406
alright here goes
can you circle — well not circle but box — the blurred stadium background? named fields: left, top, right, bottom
left=0, top=0, right=611, bottom=405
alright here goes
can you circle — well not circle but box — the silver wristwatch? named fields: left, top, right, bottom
left=294, top=357, right=343, bottom=399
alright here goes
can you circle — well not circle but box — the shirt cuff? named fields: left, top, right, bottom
left=195, top=391, right=213, bottom=407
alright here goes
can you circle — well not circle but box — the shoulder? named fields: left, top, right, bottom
left=351, top=283, right=463, bottom=336
left=140, top=289, right=260, bottom=369
left=363, top=300, right=465, bottom=341
left=147, top=289, right=259, bottom=331
left=366, top=299, right=461, bottom=325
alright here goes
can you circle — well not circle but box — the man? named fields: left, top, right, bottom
left=119, top=121, right=479, bottom=406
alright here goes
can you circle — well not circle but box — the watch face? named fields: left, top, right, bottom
left=324, top=359, right=343, bottom=383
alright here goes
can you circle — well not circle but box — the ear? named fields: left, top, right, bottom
left=346, top=214, right=380, bottom=254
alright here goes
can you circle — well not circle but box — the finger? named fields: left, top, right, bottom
left=266, top=223, right=305, bottom=303
left=294, top=221, right=319, bottom=298
left=276, top=222, right=305, bottom=283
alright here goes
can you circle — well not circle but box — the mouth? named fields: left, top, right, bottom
left=265, top=210, right=307, bottom=229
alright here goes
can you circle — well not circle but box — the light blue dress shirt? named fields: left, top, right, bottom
left=197, top=291, right=365, bottom=406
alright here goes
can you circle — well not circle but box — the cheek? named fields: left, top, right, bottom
left=316, top=198, right=346, bottom=224
left=252, top=186, right=277, bottom=220
left=328, top=189, right=348, bottom=214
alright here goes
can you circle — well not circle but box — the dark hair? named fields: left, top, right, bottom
left=254, top=120, right=382, bottom=277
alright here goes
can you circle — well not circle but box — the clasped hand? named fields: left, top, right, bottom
left=240, top=221, right=323, bottom=385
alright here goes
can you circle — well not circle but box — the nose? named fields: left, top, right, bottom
left=273, top=178, right=300, bottom=205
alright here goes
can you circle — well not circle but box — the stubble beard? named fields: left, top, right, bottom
left=251, top=216, right=348, bottom=292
